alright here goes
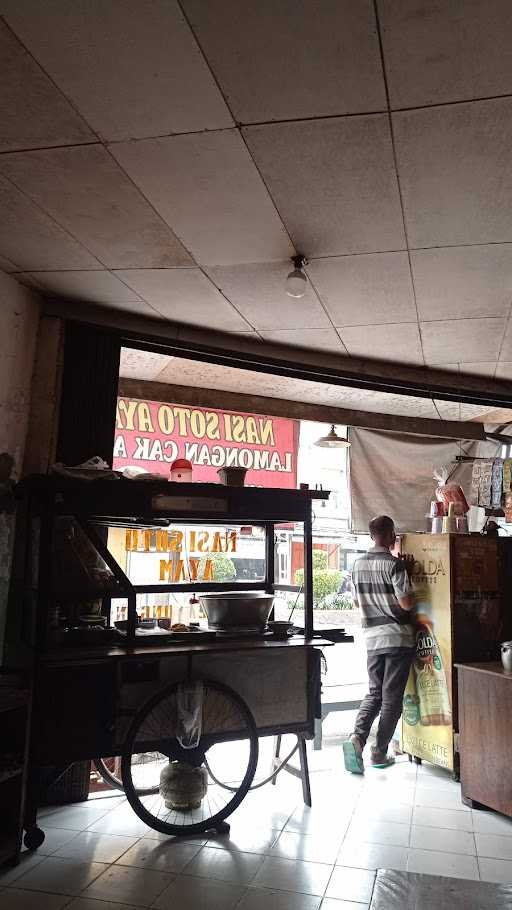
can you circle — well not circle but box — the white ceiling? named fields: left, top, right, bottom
left=1, top=1, right=512, bottom=381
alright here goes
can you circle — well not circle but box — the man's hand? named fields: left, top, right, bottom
left=397, top=553, right=415, bottom=580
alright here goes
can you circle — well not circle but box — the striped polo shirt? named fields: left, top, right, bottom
left=352, top=546, right=414, bottom=654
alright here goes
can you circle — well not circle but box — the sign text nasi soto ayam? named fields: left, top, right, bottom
left=114, top=398, right=298, bottom=488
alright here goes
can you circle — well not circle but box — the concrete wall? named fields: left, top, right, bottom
left=0, top=270, right=41, bottom=661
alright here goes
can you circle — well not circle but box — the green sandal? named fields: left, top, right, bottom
left=343, top=739, right=364, bottom=774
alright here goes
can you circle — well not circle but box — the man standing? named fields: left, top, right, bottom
left=343, top=515, right=415, bottom=773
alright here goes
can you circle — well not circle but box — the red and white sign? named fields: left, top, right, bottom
left=114, top=398, right=299, bottom=489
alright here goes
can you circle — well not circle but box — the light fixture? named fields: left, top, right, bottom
left=315, top=425, right=350, bottom=448
left=286, top=254, right=308, bottom=298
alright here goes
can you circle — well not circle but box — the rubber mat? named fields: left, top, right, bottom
left=370, top=870, right=512, bottom=909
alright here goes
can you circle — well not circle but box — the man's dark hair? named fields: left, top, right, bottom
left=368, top=515, right=395, bottom=538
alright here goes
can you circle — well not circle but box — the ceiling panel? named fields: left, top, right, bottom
left=496, top=362, right=512, bottom=379
left=205, top=262, right=331, bottom=331
left=394, top=98, right=512, bottom=248
left=258, top=328, right=345, bottom=353
left=0, top=145, right=193, bottom=269
left=458, top=362, right=497, bottom=377
left=113, top=268, right=250, bottom=332
left=0, top=254, right=18, bottom=273
left=0, top=174, right=100, bottom=271
left=379, top=0, right=512, bottom=109
left=434, top=400, right=494, bottom=421
left=110, top=130, right=292, bottom=266
left=411, top=245, right=512, bottom=322
left=182, top=0, right=385, bottom=122
left=421, top=317, right=506, bottom=363
left=309, top=252, right=416, bottom=326
left=497, top=321, right=512, bottom=362
left=0, top=0, right=232, bottom=140
left=20, top=270, right=143, bottom=304
left=120, top=348, right=173, bottom=381
left=0, top=20, right=94, bottom=152
left=244, top=116, right=405, bottom=257
left=338, top=322, right=424, bottom=364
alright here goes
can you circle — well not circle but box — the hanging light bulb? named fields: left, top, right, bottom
left=315, top=425, right=350, bottom=448
left=286, top=254, right=308, bottom=298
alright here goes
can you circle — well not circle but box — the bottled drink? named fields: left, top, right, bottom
left=413, top=601, right=452, bottom=726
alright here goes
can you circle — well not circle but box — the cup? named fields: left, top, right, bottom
left=431, top=517, right=443, bottom=534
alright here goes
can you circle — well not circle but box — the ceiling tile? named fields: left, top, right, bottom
left=258, top=328, right=344, bottom=353
left=0, top=0, right=232, bottom=140
left=0, top=253, right=19, bottom=272
left=243, top=116, right=405, bottom=256
left=0, top=145, right=192, bottom=268
left=458, top=362, right=497, bottom=377
left=0, top=174, right=100, bottom=270
left=205, top=262, right=331, bottom=330
left=412, top=245, right=512, bottom=321
left=22, top=270, right=144, bottom=305
left=496, top=362, right=512, bottom=379
left=497, top=321, right=512, bottom=362
left=182, top=0, right=385, bottom=122
left=309, top=252, right=416, bottom=326
left=110, top=130, right=292, bottom=266
left=434, top=400, right=494, bottom=421
left=0, top=20, right=94, bottom=152
left=394, top=98, right=512, bottom=247
left=120, top=348, right=173, bottom=381
left=338, top=322, right=423, bottom=364
left=113, top=268, right=250, bottom=332
left=421, top=317, right=506, bottom=363
left=379, top=0, right=512, bottom=109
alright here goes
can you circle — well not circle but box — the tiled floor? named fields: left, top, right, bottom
left=2, top=748, right=512, bottom=909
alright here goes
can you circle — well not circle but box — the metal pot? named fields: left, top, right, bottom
left=501, top=641, right=512, bottom=673
left=199, top=592, right=274, bottom=630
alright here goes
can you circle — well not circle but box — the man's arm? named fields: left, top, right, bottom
left=398, top=592, right=414, bottom=612
left=392, top=556, right=415, bottom=612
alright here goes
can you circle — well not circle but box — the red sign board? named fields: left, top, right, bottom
left=113, top=398, right=299, bottom=488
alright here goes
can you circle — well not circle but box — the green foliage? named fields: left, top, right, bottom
left=295, top=548, right=343, bottom=608
left=198, top=552, right=236, bottom=582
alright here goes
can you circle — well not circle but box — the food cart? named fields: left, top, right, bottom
left=6, top=475, right=348, bottom=850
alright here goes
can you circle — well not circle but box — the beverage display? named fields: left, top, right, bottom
left=413, top=600, right=452, bottom=726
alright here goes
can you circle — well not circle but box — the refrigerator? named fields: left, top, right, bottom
left=400, top=533, right=512, bottom=775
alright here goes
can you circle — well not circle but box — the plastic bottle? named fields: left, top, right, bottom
left=413, top=601, right=452, bottom=726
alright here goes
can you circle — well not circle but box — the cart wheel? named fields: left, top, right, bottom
left=121, top=679, right=258, bottom=836
left=94, top=756, right=162, bottom=795
left=24, top=826, right=45, bottom=850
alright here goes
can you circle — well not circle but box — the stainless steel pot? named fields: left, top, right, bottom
left=502, top=641, right=512, bottom=673
left=199, top=592, right=274, bottom=630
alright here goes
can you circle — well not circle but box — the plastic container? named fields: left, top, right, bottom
left=170, top=458, right=193, bottom=483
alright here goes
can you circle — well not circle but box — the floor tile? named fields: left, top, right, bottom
left=141, top=828, right=207, bottom=845
left=42, top=805, right=111, bottom=831
left=21, top=827, right=79, bottom=856
left=271, top=831, right=341, bottom=864
left=68, top=901, right=142, bottom=910
left=115, top=839, right=202, bottom=873
left=345, top=819, right=410, bottom=847
left=475, top=832, right=512, bottom=860
left=414, top=787, right=469, bottom=812
left=353, top=804, right=412, bottom=825
left=285, top=807, right=352, bottom=836
left=183, top=845, right=265, bottom=884
left=253, top=856, right=332, bottom=895
left=410, top=825, right=475, bottom=855
left=0, top=889, right=70, bottom=909
left=478, top=857, right=512, bottom=883
left=86, top=807, right=150, bottom=837
left=238, top=888, right=322, bottom=910
left=407, top=848, right=479, bottom=880
left=53, top=832, right=138, bottom=864
left=82, top=864, right=173, bottom=906
left=0, top=852, right=46, bottom=885
left=325, top=866, right=375, bottom=902
left=8, top=856, right=108, bottom=895
left=321, top=901, right=370, bottom=910
left=357, top=786, right=415, bottom=808
left=472, top=810, right=512, bottom=836
left=206, top=825, right=280, bottom=855
left=336, top=842, right=408, bottom=872
left=152, top=874, right=246, bottom=909
left=412, top=806, right=473, bottom=832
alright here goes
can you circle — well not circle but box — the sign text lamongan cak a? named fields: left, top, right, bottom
left=114, top=398, right=299, bottom=488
